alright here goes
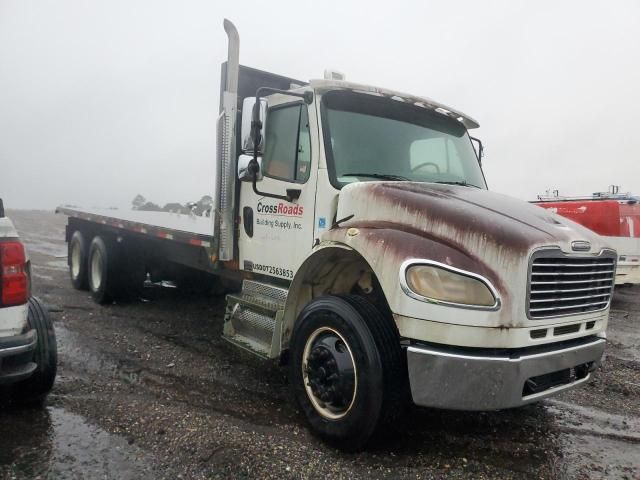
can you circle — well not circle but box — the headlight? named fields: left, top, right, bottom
left=403, top=262, right=498, bottom=308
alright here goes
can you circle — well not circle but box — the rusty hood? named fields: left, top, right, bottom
left=330, top=181, right=609, bottom=256
left=321, top=182, right=613, bottom=326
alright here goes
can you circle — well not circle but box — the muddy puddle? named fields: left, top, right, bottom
left=54, top=324, right=176, bottom=389
left=0, top=407, right=153, bottom=479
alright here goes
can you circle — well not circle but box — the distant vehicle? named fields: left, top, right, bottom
left=57, top=20, right=612, bottom=449
left=0, top=199, right=57, bottom=405
left=536, top=186, right=640, bottom=285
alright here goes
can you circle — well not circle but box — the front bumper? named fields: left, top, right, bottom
left=407, top=336, right=606, bottom=411
left=0, top=329, right=38, bottom=385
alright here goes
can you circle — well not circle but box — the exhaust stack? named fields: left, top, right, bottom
left=215, top=19, right=239, bottom=261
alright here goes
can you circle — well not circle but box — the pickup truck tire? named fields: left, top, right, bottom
left=88, top=236, right=119, bottom=304
left=68, top=230, right=89, bottom=290
left=289, top=294, right=406, bottom=451
left=12, top=297, right=57, bottom=406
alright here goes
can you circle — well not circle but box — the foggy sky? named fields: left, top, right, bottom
left=1, top=0, right=639, bottom=210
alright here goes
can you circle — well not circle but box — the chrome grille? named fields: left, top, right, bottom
left=528, top=251, right=616, bottom=319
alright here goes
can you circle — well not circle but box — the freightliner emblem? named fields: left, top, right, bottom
left=571, top=241, right=591, bottom=252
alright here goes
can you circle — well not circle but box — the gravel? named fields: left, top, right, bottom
left=1, top=209, right=638, bottom=479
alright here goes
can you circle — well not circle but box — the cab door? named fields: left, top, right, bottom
left=238, top=100, right=317, bottom=281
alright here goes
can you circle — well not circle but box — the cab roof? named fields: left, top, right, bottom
left=308, top=79, right=480, bottom=129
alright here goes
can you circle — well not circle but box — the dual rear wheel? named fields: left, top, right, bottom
left=68, top=230, right=88, bottom=290
left=68, top=231, right=142, bottom=304
left=87, top=236, right=120, bottom=304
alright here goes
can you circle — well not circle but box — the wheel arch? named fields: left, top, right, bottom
left=281, top=243, right=391, bottom=352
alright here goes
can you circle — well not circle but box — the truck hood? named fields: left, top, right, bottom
left=320, top=181, right=616, bottom=329
left=323, top=182, right=613, bottom=304
left=332, top=181, right=609, bottom=253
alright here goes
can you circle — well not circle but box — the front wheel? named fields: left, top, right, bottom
left=289, top=295, right=406, bottom=451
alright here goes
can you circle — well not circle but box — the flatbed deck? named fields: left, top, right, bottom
left=56, top=206, right=214, bottom=248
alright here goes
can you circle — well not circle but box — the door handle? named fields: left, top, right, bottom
left=243, top=207, right=254, bottom=238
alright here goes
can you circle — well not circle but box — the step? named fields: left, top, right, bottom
left=225, top=293, right=281, bottom=316
left=241, top=280, right=288, bottom=308
left=222, top=280, right=289, bottom=359
left=228, top=302, right=276, bottom=346
left=223, top=333, right=271, bottom=358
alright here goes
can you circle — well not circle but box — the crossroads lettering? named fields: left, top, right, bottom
left=256, top=201, right=304, bottom=217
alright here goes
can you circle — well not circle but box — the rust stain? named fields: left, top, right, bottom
left=325, top=222, right=507, bottom=294
left=320, top=181, right=611, bottom=329
left=366, top=182, right=555, bottom=251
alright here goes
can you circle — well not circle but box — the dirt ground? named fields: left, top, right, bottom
left=1, top=210, right=638, bottom=480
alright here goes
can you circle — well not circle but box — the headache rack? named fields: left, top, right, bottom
left=527, top=249, right=616, bottom=319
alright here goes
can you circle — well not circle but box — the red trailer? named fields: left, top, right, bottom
left=535, top=190, right=640, bottom=285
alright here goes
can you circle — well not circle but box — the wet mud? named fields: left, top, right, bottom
left=1, top=210, right=638, bottom=479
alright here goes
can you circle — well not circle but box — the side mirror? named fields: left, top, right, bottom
left=470, top=136, right=484, bottom=166
left=238, top=154, right=263, bottom=182
left=241, top=97, right=267, bottom=154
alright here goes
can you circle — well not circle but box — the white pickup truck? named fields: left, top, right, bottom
left=57, top=20, right=614, bottom=449
left=0, top=199, right=57, bottom=405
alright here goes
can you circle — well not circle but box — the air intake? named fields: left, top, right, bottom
left=528, top=250, right=616, bottom=319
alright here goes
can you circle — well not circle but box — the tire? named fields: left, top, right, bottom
left=289, top=294, right=407, bottom=451
left=12, top=297, right=57, bottom=406
left=88, top=236, right=119, bottom=304
left=68, top=230, right=89, bottom=290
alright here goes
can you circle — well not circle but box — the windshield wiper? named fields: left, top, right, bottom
left=342, top=173, right=410, bottom=181
left=435, top=180, right=481, bottom=189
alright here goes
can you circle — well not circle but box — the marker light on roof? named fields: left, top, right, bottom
left=324, top=69, right=346, bottom=81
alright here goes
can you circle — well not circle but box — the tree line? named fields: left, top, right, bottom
left=131, top=195, right=213, bottom=217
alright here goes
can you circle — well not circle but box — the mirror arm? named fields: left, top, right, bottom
left=470, top=136, right=484, bottom=167
left=246, top=87, right=311, bottom=203
left=251, top=177, right=300, bottom=203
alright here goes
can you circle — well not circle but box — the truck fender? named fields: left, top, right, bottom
left=282, top=243, right=383, bottom=350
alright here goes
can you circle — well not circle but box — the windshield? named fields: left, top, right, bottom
left=320, top=91, right=487, bottom=189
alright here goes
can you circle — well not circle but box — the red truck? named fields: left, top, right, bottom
left=536, top=187, right=640, bottom=285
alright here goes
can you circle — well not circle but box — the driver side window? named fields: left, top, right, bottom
left=262, top=104, right=311, bottom=183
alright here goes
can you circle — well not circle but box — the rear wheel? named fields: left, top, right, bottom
left=88, top=236, right=119, bottom=304
left=68, top=230, right=89, bottom=290
left=12, top=297, right=57, bottom=406
left=289, top=294, right=407, bottom=451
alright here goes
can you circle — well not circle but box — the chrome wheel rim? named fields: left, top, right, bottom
left=90, top=249, right=103, bottom=291
left=302, top=326, right=357, bottom=420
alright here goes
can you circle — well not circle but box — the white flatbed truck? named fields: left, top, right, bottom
left=58, top=20, right=615, bottom=450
